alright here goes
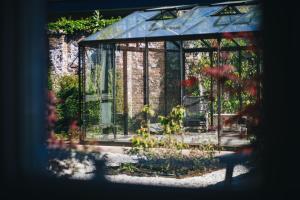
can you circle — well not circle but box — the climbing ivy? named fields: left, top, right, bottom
left=48, top=10, right=121, bottom=34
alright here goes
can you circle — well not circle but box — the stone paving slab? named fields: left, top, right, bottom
left=85, top=131, right=250, bottom=148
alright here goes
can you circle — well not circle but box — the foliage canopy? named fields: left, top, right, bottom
left=48, top=10, right=121, bottom=34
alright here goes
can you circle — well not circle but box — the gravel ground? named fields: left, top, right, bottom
left=102, top=152, right=140, bottom=167
left=47, top=148, right=253, bottom=188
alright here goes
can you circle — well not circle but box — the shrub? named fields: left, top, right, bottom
left=55, top=75, right=79, bottom=133
left=125, top=105, right=221, bottom=177
left=130, top=104, right=187, bottom=154
left=158, top=105, right=185, bottom=135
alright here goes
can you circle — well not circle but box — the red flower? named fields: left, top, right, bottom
left=244, top=80, right=257, bottom=96
left=201, top=65, right=236, bottom=81
left=69, top=120, right=79, bottom=130
left=181, top=76, right=198, bottom=88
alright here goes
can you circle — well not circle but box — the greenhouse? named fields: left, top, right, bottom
left=78, top=1, right=262, bottom=145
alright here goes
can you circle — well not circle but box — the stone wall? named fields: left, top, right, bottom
left=48, top=33, right=86, bottom=91
left=48, top=33, right=86, bottom=75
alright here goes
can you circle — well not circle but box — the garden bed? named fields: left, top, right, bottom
left=103, top=147, right=224, bottom=179
left=105, top=162, right=222, bottom=179
left=104, top=164, right=251, bottom=188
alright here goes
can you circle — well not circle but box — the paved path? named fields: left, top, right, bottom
left=85, top=131, right=250, bottom=148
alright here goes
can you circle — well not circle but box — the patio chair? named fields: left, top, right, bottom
left=182, top=95, right=209, bottom=131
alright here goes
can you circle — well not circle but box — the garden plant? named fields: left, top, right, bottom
left=105, top=105, right=222, bottom=178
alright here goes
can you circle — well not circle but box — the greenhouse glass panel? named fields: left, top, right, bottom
left=166, top=41, right=180, bottom=50
left=165, top=41, right=181, bottom=113
left=115, top=48, right=125, bottom=134
left=116, top=20, right=170, bottom=40
left=84, top=44, right=115, bottom=139
left=183, top=40, right=206, bottom=48
left=222, top=6, right=261, bottom=32
left=182, top=13, right=239, bottom=35
left=84, top=47, right=101, bottom=139
left=125, top=44, right=145, bottom=133
left=147, top=6, right=221, bottom=37
left=84, top=11, right=159, bottom=41
left=184, top=5, right=260, bottom=35
left=82, top=4, right=260, bottom=43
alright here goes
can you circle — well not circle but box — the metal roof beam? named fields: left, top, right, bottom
left=200, top=39, right=211, bottom=48
left=231, top=38, right=240, bottom=47
left=184, top=45, right=255, bottom=52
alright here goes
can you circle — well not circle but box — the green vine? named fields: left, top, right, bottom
left=48, top=10, right=121, bottom=34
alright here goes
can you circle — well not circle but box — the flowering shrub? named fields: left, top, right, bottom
left=181, top=76, right=198, bottom=88
left=47, top=90, right=58, bottom=138
left=201, top=64, right=237, bottom=82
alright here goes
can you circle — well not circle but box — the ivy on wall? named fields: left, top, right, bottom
left=48, top=10, right=121, bottom=34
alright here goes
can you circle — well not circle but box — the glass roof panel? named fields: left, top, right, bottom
left=182, top=15, right=233, bottom=35
left=115, top=19, right=176, bottom=39
left=83, top=11, right=160, bottom=41
left=147, top=6, right=222, bottom=37
left=82, top=4, right=261, bottom=42
left=183, top=5, right=259, bottom=35
left=222, top=6, right=261, bottom=32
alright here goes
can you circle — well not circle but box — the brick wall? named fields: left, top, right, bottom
left=127, top=50, right=144, bottom=117
left=148, top=42, right=165, bottom=116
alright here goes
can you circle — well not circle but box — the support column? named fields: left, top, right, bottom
left=144, top=41, right=150, bottom=134
left=217, top=38, right=222, bottom=147
left=82, top=46, right=87, bottom=143
left=164, top=41, right=167, bottom=115
left=78, top=45, right=85, bottom=144
left=143, top=41, right=149, bottom=106
left=179, top=41, right=184, bottom=105
left=238, top=50, right=242, bottom=111
left=123, top=46, right=128, bottom=135
left=112, top=44, right=117, bottom=139
left=209, top=51, right=214, bottom=130
left=256, top=50, right=261, bottom=101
